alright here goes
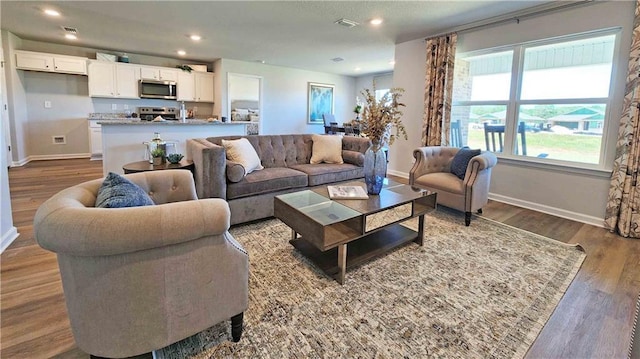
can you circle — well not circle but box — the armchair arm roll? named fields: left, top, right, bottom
left=465, top=151, right=498, bottom=175
left=187, top=138, right=227, bottom=199
left=35, top=198, right=231, bottom=257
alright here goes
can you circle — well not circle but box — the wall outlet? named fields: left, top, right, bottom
left=44, top=101, right=52, bottom=108
left=123, top=104, right=129, bottom=110
left=52, top=135, right=66, bottom=145
left=193, top=106, right=198, bottom=114
left=111, top=104, right=117, bottom=110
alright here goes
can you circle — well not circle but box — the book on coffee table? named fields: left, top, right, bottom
left=327, top=185, right=369, bottom=200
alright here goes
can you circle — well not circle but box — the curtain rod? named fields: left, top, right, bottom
left=424, top=0, right=594, bottom=41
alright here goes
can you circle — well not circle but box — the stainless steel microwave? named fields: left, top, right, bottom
left=139, top=80, right=177, bottom=99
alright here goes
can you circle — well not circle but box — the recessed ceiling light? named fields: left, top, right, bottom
left=255, top=60, right=265, bottom=64
left=65, top=34, right=77, bottom=40
left=190, top=35, right=201, bottom=41
left=389, top=60, right=396, bottom=66
left=370, top=18, right=383, bottom=26
left=177, top=50, right=186, bottom=56
left=44, top=9, right=60, bottom=17
left=355, top=67, right=361, bottom=71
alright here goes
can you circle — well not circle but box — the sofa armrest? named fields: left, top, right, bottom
left=187, top=138, right=227, bottom=199
left=409, top=146, right=459, bottom=184
left=35, top=197, right=231, bottom=257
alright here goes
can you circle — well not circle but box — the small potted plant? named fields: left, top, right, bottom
left=151, top=148, right=166, bottom=165
left=166, top=153, right=184, bottom=164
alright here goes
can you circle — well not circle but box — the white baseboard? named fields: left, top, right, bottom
left=386, top=169, right=604, bottom=227
left=11, top=153, right=91, bottom=167
left=1, top=226, right=18, bottom=253
left=488, top=193, right=605, bottom=228
left=387, top=169, right=409, bottom=179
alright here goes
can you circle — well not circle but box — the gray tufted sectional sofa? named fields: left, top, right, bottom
left=187, top=134, right=371, bottom=225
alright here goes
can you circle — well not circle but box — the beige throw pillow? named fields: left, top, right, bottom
left=222, top=138, right=264, bottom=174
left=310, top=134, right=344, bottom=164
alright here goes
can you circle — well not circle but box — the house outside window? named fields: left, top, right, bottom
left=451, top=30, right=618, bottom=166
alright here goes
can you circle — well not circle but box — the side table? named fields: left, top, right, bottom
left=122, top=159, right=194, bottom=175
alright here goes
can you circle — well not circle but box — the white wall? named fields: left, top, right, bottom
left=0, top=37, right=18, bottom=253
left=393, top=1, right=635, bottom=225
left=219, top=59, right=357, bottom=135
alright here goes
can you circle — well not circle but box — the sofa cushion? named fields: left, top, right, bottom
left=450, top=147, right=481, bottom=180
left=222, top=138, right=264, bottom=174
left=310, top=134, right=343, bottom=164
left=226, top=167, right=308, bottom=200
left=290, top=163, right=363, bottom=186
left=95, top=172, right=155, bottom=208
left=342, top=150, right=365, bottom=167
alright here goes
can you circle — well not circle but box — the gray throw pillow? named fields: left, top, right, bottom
left=450, top=147, right=481, bottom=180
left=95, top=172, right=155, bottom=208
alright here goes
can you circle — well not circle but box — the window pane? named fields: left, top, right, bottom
left=453, top=51, right=513, bottom=102
left=451, top=105, right=507, bottom=149
left=516, top=104, right=604, bottom=164
left=521, top=35, right=615, bottom=100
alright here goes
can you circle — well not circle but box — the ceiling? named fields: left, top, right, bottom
left=1, top=1, right=555, bottom=76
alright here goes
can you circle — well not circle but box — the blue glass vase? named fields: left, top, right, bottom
left=364, top=141, right=387, bottom=195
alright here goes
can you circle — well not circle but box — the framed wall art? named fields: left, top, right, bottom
left=307, top=82, right=335, bottom=124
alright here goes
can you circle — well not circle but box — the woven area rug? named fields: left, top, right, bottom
left=155, top=208, right=586, bottom=359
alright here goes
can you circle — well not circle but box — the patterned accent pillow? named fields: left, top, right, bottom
left=95, top=172, right=155, bottom=208
left=450, top=147, right=481, bottom=180
left=222, top=138, right=264, bottom=174
left=310, top=134, right=344, bottom=164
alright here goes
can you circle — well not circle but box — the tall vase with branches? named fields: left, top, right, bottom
left=354, top=86, right=407, bottom=194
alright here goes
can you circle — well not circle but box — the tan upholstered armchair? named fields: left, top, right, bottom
left=33, top=170, right=249, bottom=358
left=409, top=146, right=497, bottom=226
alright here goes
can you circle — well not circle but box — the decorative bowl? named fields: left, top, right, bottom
left=167, top=153, right=184, bottom=164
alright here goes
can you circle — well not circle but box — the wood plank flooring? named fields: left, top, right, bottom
left=2, top=159, right=639, bottom=358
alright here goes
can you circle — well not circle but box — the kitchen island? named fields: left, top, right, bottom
left=100, top=120, right=248, bottom=175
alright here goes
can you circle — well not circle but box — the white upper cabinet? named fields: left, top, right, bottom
left=177, top=71, right=214, bottom=103
left=177, top=72, right=196, bottom=101
left=140, top=66, right=178, bottom=82
left=88, top=61, right=140, bottom=98
left=195, top=72, right=214, bottom=103
left=15, top=50, right=87, bottom=75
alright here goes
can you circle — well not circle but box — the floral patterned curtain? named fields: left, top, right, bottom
left=604, top=0, right=640, bottom=238
left=422, top=33, right=457, bottom=146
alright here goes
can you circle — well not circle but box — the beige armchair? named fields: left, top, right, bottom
left=409, top=146, right=497, bottom=226
left=33, top=170, right=249, bottom=358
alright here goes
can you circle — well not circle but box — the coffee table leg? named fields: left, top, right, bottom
left=415, top=214, right=425, bottom=246
left=291, top=228, right=297, bottom=240
left=337, top=244, right=347, bottom=284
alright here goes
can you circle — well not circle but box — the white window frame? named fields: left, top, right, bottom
left=452, top=27, right=622, bottom=172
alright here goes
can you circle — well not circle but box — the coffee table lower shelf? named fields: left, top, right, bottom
left=289, top=224, right=419, bottom=284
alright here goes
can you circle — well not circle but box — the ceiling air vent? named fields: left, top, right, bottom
left=61, top=26, right=78, bottom=34
left=334, top=18, right=359, bottom=28
left=331, top=57, right=344, bottom=62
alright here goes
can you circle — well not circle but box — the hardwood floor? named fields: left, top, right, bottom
left=2, top=159, right=639, bottom=358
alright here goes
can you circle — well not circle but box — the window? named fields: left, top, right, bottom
left=451, top=31, right=617, bottom=166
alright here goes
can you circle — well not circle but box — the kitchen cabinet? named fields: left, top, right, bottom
left=177, top=71, right=214, bottom=102
left=88, top=61, right=140, bottom=98
left=15, top=50, right=87, bottom=75
left=88, top=120, right=103, bottom=160
left=140, top=66, right=178, bottom=82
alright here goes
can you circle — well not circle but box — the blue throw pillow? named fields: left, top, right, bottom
left=450, top=147, right=481, bottom=180
left=95, top=172, right=155, bottom=208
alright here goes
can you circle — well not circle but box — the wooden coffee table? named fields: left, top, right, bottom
left=274, top=179, right=437, bottom=284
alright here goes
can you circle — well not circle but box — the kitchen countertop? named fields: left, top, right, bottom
left=98, top=119, right=249, bottom=125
